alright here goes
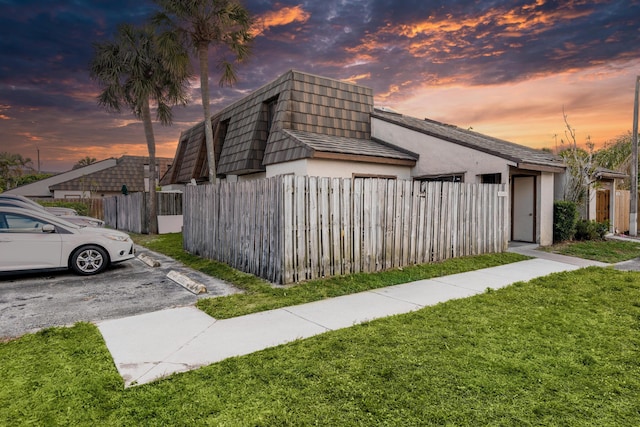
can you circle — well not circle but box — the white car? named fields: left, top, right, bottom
left=0, top=195, right=105, bottom=227
left=0, top=206, right=134, bottom=275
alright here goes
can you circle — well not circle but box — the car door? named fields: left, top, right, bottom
left=0, top=212, right=63, bottom=271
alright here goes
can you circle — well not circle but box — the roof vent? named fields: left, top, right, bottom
left=375, top=106, right=401, bottom=115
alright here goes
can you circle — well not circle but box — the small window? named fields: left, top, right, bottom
left=218, top=119, right=230, bottom=144
left=353, top=174, right=397, bottom=180
left=481, top=173, right=501, bottom=184
left=416, top=174, right=464, bottom=183
left=266, top=97, right=278, bottom=135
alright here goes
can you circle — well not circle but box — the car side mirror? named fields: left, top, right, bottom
left=42, top=224, right=56, bottom=233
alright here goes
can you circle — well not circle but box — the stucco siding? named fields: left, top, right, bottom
left=372, top=118, right=514, bottom=182
left=266, top=158, right=411, bottom=179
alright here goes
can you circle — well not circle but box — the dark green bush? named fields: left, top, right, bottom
left=553, top=201, right=578, bottom=243
left=39, top=200, right=89, bottom=216
left=575, top=219, right=609, bottom=241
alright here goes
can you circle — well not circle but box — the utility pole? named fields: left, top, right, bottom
left=630, top=76, right=639, bottom=236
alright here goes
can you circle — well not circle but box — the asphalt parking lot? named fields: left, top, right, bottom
left=0, top=247, right=239, bottom=340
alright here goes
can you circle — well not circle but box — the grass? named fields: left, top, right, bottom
left=542, top=239, right=640, bottom=263
left=2, top=267, right=640, bottom=425
left=131, top=232, right=529, bottom=318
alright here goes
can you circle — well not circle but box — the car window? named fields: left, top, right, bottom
left=0, top=212, right=53, bottom=233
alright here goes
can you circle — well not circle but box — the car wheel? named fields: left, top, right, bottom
left=70, top=245, right=108, bottom=275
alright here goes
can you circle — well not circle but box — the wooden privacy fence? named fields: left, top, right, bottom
left=612, top=189, right=640, bottom=233
left=103, top=192, right=183, bottom=234
left=183, top=176, right=508, bottom=285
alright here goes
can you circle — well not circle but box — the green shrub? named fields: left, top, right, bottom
left=575, top=219, right=609, bottom=241
left=553, top=201, right=578, bottom=243
left=39, top=201, right=89, bottom=216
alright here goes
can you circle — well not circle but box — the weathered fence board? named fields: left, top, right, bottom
left=104, top=192, right=183, bottom=234
left=181, top=176, right=508, bottom=284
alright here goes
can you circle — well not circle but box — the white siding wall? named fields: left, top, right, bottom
left=372, top=118, right=514, bottom=183
left=266, top=158, right=412, bottom=179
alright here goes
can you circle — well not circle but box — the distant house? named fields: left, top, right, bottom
left=161, top=70, right=569, bottom=245
left=591, top=168, right=628, bottom=232
left=4, top=158, right=117, bottom=198
left=6, top=155, right=172, bottom=199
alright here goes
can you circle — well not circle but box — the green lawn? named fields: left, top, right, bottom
left=542, top=239, right=640, bottom=263
left=2, top=267, right=639, bottom=425
left=131, top=232, right=529, bottom=318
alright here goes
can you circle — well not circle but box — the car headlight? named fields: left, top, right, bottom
left=105, top=234, right=131, bottom=242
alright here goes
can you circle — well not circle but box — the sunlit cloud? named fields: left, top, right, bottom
left=342, top=73, right=371, bottom=84
left=16, top=132, right=43, bottom=142
left=348, top=0, right=603, bottom=81
left=251, top=4, right=311, bottom=37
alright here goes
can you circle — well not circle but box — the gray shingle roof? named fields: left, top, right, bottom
left=373, top=109, right=565, bottom=171
left=50, top=156, right=172, bottom=193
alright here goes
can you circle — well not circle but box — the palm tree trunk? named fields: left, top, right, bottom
left=141, top=99, right=158, bottom=234
left=199, top=43, right=217, bottom=184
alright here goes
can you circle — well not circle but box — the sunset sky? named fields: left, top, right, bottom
left=1, top=0, right=639, bottom=172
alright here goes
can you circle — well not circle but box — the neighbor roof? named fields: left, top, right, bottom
left=50, top=156, right=172, bottom=193
left=373, top=109, right=566, bottom=172
left=594, top=167, right=628, bottom=180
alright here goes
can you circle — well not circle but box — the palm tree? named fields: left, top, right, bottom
left=154, top=0, right=253, bottom=184
left=90, top=23, right=191, bottom=234
left=0, top=152, right=33, bottom=191
left=73, top=156, right=98, bottom=169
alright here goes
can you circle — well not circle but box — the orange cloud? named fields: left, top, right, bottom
left=349, top=0, right=599, bottom=69
left=251, top=5, right=311, bottom=37
left=342, top=73, right=371, bottom=84
left=17, top=132, right=43, bottom=142
left=0, top=104, right=11, bottom=119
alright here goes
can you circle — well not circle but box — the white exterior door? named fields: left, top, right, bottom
left=512, top=176, right=535, bottom=242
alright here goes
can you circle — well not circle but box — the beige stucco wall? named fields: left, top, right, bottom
left=266, top=158, right=412, bottom=179
left=372, top=118, right=514, bottom=183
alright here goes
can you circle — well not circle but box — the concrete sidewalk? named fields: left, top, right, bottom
left=98, top=248, right=607, bottom=387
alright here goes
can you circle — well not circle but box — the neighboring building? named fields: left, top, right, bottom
left=161, top=70, right=568, bottom=245
left=4, top=158, right=117, bottom=198
left=590, top=168, right=628, bottom=232
left=6, top=156, right=172, bottom=199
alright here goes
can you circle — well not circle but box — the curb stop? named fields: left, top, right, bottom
left=167, top=270, right=207, bottom=295
left=138, top=253, right=161, bottom=268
